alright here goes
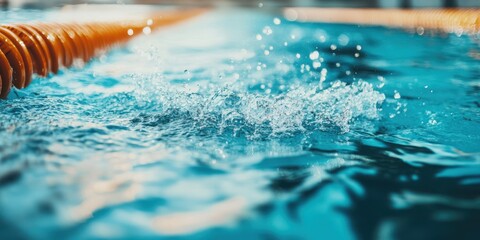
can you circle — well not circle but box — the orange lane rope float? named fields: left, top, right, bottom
left=284, top=8, right=480, bottom=34
left=0, top=8, right=205, bottom=99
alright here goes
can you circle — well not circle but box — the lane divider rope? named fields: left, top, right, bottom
left=0, top=8, right=205, bottom=99
left=284, top=8, right=480, bottom=34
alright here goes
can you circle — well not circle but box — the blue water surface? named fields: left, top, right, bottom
left=1, top=8, right=480, bottom=240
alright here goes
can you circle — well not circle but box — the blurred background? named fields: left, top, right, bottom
left=1, top=0, right=479, bottom=8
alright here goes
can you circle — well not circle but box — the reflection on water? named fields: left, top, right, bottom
left=1, top=9, right=479, bottom=240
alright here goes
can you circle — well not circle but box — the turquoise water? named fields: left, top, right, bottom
left=1, top=9, right=480, bottom=240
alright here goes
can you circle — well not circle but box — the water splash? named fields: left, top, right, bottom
left=132, top=76, right=385, bottom=139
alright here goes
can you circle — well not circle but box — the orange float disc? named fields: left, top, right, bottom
left=0, top=50, right=12, bottom=99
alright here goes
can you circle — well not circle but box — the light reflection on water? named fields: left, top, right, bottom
left=1, top=9, right=480, bottom=240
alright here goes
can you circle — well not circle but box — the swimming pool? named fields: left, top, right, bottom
left=1, top=8, right=479, bottom=240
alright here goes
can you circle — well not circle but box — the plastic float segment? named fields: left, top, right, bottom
left=0, top=49, right=12, bottom=99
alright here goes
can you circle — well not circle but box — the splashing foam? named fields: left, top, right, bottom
left=132, top=75, right=385, bottom=139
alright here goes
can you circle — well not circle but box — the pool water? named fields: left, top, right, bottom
left=1, top=8, right=479, bottom=240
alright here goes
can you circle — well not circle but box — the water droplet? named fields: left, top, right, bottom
left=338, top=34, right=349, bottom=46
left=354, top=53, right=360, bottom=58
left=312, top=61, right=321, bottom=69
left=263, top=26, right=273, bottom=35
left=321, top=68, right=328, bottom=76
left=147, top=19, right=153, bottom=26
left=356, top=45, right=362, bottom=51
left=256, top=34, right=262, bottom=40
left=394, top=91, right=401, bottom=99
left=295, top=53, right=301, bottom=59
left=309, top=51, right=319, bottom=60
left=318, top=35, right=326, bottom=43
left=142, top=26, right=151, bottom=35
left=273, top=18, right=281, bottom=25
left=264, top=50, right=270, bottom=56
left=127, top=29, right=134, bottom=36
left=416, top=27, right=425, bottom=35
left=330, top=44, right=337, bottom=51
left=285, top=9, right=298, bottom=21
left=258, top=2, right=263, bottom=7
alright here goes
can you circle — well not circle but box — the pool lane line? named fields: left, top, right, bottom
left=0, top=8, right=207, bottom=99
left=284, top=8, right=480, bottom=34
